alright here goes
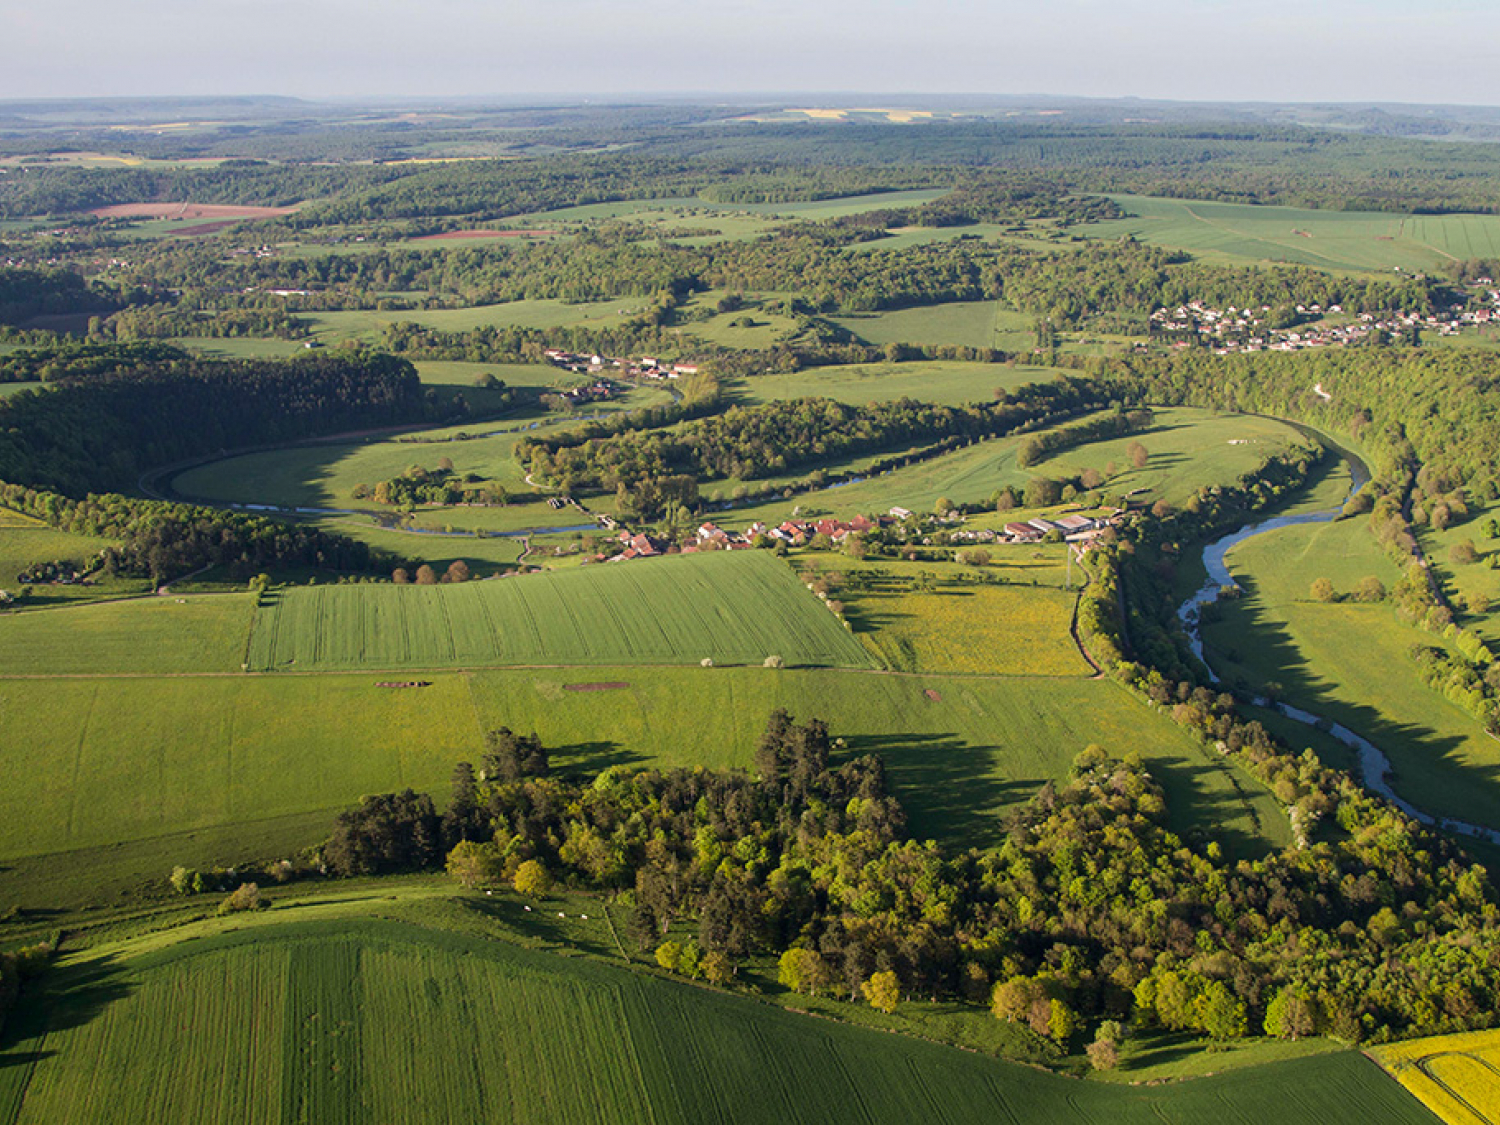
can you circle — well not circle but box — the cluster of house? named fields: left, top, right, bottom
left=547, top=379, right=618, bottom=407
left=1149, top=285, right=1500, bottom=355
left=606, top=515, right=885, bottom=561
left=543, top=350, right=700, bottom=379
left=597, top=506, right=1127, bottom=563
left=1001, top=510, right=1122, bottom=545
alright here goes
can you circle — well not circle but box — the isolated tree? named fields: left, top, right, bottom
left=483, top=728, right=548, bottom=782
left=446, top=840, right=503, bottom=889
left=444, top=559, right=471, bottom=583
left=392, top=567, right=410, bottom=584
left=513, top=859, right=551, bottom=899
left=862, top=970, right=900, bottom=1014
left=1126, top=441, right=1149, bottom=469
left=1451, top=539, right=1480, bottom=566
left=415, top=564, right=438, bottom=585
left=1354, top=575, right=1387, bottom=602
left=1310, top=577, right=1337, bottom=602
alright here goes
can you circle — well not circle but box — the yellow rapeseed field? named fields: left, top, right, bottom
left=1372, top=1028, right=1500, bottom=1124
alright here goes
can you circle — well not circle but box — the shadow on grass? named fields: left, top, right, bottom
left=844, top=732, right=1031, bottom=847
left=552, top=740, right=643, bottom=778
left=455, top=895, right=621, bottom=960
left=1203, top=571, right=1500, bottom=828
left=0, top=951, right=135, bottom=1069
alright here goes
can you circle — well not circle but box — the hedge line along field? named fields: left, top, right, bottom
left=0, top=913, right=1436, bottom=1125
left=0, top=594, right=254, bottom=673
left=1074, top=193, right=1500, bottom=273
left=245, top=551, right=877, bottom=672
left=1203, top=516, right=1500, bottom=829
left=1373, top=1027, right=1500, bottom=1124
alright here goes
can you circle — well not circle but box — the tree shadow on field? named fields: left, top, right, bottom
left=842, top=733, right=1030, bottom=848
left=0, top=952, right=135, bottom=1065
left=457, top=895, right=620, bottom=960
left=552, top=740, right=642, bottom=779
left=1203, top=570, right=1500, bottom=832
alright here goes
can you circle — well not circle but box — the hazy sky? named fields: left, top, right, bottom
left=4, top=0, right=1497, bottom=105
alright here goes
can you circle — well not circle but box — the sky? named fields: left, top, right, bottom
left=3, top=0, right=1497, bottom=106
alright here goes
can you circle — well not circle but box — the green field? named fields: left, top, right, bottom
left=301, top=298, right=655, bottom=345
left=1075, top=194, right=1500, bottom=272
left=1202, top=516, right=1500, bottom=827
left=506, top=189, right=951, bottom=228
left=0, top=593, right=253, bottom=673
left=247, top=551, right=876, bottom=672
left=713, top=407, right=1308, bottom=532
left=0, top=904, right=1432, bottom=1125
left=732, top=360, right=1058, bottom=407
left=831, top=301, right=1035, bottom=351
left=0, top=658, right=1284, bottom=903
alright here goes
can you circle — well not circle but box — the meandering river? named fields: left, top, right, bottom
left=1176, top=449, right=1500, bottom=844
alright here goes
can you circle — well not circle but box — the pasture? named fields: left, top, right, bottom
left=1075, top=193, right=1500, bottom=273
left=712, top=406, right=1308, bottom=531
left=0, top=907, right=1431, bottom=1125
left=826, top=558, right=1092, bottom=677
left=466, top=665, right=1287, bottom=853
left=0, top=673, right=484, bottom=864
left=831, top=301, right=1034, bottom=351
left=732, top=360, right=1056, bottom=407
left=0, top=659, right=1284, bottom=906
left=1374, top=1027, right=1500, bottom=1125
left=0, top=593, right=253, bottom=673
left=245, top=551, right=877, bottom=672
left=1203, top=515, right=1500, bottom=828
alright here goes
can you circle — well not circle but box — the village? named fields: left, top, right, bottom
left=1148, top=280, right=1500, bottom=354
left=600, top=506, right=1125, bottom=563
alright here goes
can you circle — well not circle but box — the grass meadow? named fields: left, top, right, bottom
left=246, top=552, right=876, bottom=672
left=830, top=301, right=1034, bottom=351
left=0, top=903, right=1430, bottom=1125
left=1077, top=193, right=1500, bottom=272
left=0, top=593, right=254, bottom=673
left=732, top=360, right=1057, bottom=407
left=712, top=407, right=1307, bottom=532
left=1202, top=515, right=1500, bottom=827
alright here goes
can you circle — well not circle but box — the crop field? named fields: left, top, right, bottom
left=1203, top=516, right=1500, bottom=827
left=1075, top=194, right=1500, bottom=273
left=0, top=673, right=484, bottom=863
left=1374, top=1027, right=1500, bottom=1125
left=733, top=360, right=1057, bottom=407
left=0, top=593, right=253, bottom=673
left=0, top=910, right=1431, bottom=1125
left=831, top=301, right=1035, bottom=351
left=246, top=551, right=877, bottom=672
